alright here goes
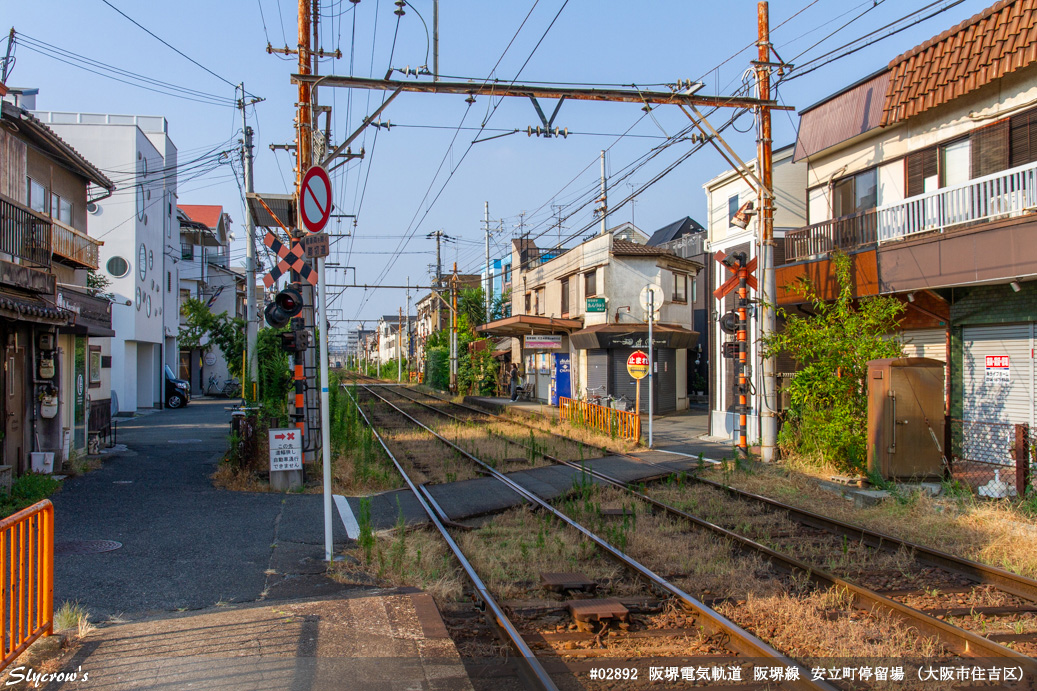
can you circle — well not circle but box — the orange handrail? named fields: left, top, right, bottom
left=559, top=397, right=641, bottom=441
left=1, top=500, right=54, bottom=672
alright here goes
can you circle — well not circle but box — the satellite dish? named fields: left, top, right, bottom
left=639, top=284, right=664, bottom=316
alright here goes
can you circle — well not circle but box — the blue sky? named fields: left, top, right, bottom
left=4, top=0, right=994, bottom=333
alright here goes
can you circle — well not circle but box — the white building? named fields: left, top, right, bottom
left=33, top=110, right=180, bottom=413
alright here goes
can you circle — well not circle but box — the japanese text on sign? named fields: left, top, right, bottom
left=268, top=428, right=303, bottom=472
left=985, top=355, right=1010, bottom=383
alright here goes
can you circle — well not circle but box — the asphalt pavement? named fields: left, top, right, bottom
left=50, top=398, right=349, bottom=621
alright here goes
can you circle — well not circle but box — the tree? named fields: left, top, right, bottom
left=179, top=298, right=246, bottom=371
left=459, top=286, right=487, bottom=328
left=762, top=251, right=904, bottom=472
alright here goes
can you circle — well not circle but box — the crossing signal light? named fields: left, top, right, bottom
left=719, top=311, right=739, bottom=335
left=264, top=284, right=304, bottom=328
left=278, top=328, right=311, bottom=353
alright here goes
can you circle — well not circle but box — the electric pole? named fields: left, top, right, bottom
left=239, top=83, right=259, bottom=399
left=398, top=307, right=403, bottom=384
left=757, top=2, right=777, bottom=463
left=552, top=204, right=566, bottom=245
left=484, top=202, right=491, bottom=323
left=406, top=278, right=412, bottom=381
left=450, top=263, right=458, bottom=392
left=598, top=150, right=607, bottom=235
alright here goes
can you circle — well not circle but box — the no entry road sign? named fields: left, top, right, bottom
left=300, top=165, right=332, bottom=233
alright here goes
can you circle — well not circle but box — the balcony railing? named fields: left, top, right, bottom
left=877, top=160, right=1037, bottom=242
left=51, top=218, right=102, bottom=270
left=785, top=208, right=877, bottom=262
left=0, top=195, right=52, bottom=268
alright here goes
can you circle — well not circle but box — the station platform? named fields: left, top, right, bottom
left=335, top=451, right=706, bottom=535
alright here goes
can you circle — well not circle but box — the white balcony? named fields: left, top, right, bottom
left=877, top=160, right=1037, bottom=243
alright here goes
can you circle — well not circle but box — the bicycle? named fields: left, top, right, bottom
left=207, top=374, right=242, bottom=398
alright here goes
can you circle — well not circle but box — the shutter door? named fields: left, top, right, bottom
left=971, top=119, right=1009, bottom=178
left=657, top=348, right=677, bottom=413
left=586, top=349, right=607, bottom=396
left=900, top=328, right=947, bottom=362
left=962, top=324, right=1032, bottom=425
left=609, top=348, right=641, bottom=412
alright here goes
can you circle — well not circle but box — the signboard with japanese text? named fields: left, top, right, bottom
left=268, top=428, right=303, bottom=472
left=302, top=232, right=330, bottom=258
left=626, top=350, right=649, bottom=380
left=524, top=334, right=563, bottom=350
left=985, top=355, right=1010, bottom=383
left=585, top=297, right=606, bottom=313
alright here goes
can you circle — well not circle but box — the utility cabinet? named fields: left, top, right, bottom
left=866, top=358, right=945, bottom=480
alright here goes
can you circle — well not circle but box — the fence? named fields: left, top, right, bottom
left=946, top=419, right=1033, bottom=497
left=1, top=500, right=54, bottom=672
left=559, top=397, right=640, bottom=441
left=784, top=208, right=877, bottom=262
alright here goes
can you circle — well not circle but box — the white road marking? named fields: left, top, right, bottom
left=653, top=448, right=722, bottom=463
left=333, top=494, right=360, bottom=539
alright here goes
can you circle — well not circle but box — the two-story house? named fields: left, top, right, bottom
left=32, top=109, right=181, bottom=413
left=177, top=205, right=244, bottom=395
left=479, top=227, right=702, bottom=412
left=777, top=0, right=1037, bottom=479
left=0, top=92, right=114, bottom=473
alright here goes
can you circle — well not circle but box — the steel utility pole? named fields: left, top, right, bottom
left=398, top=307, right=403, bottom=383
left=484, top=202, right=491, bottom=323
left=239, top=83, right=258, bottom=399
left=406, top=278, right=412, bottom=381
left=599, top=150, right=607, bottom=235
left=450, top=264, right=458, bottom=392
left=432, top=0, right=439, bottom=81
left=757, top=1, right=778, bottom=463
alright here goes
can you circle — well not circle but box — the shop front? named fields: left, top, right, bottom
left=571, top=323, right=698, bottom=414
left=476, top=315, right=583, bottom=404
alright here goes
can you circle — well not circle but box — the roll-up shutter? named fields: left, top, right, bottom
left=962, top=324, right=1032, bottom=426
left=900, top=328, right=947, bottom=362
left=586, top=349, right=607, bottom=397
left=609, top=348, right=641, bottom=411
left=656, top=348, right=677, bottom=413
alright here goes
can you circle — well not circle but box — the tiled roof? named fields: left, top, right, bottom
left=178, top=205, right=224, bottom=229
left=881, top=0, right=1037, bottom=126
left=611, top=239, right=674, bottom=257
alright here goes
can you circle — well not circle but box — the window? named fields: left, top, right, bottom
left=106, top=256, right=130, bottom=278
left=672, top=273, right=687, bottom=303
left=832, top=168, right=878, bottom=217
left=525, top=292, right=532, bottom=313
left=585, top=269, right=597, bottom=297
left=560, top=277, right=570, bottom=316
left=27, top=178, right=47, bottom=214
left=181, top=243, right=194, bottom=260
left=167, top=271, right=172, bottom=292
left=180, top=288, right=190, bottom=304
left=940, top=138, right=970, bottom=188
left=691, top=275, right=698, bottom=304
left=728, top=194, right=740, bottom=221
left=535, top=287, right=545, bottom=315
left=89, top=347, right=102, bottom=387
left=58, top=198, right=72, bottom=225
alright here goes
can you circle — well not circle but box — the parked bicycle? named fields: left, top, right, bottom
left=586, top=387, right=634, bottom=411
left=206, top=374, right=242, bottom=398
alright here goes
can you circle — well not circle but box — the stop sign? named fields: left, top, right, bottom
left=626, top=350, right=649, bottom=380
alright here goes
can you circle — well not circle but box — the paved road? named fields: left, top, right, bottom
left=50, top=398, right=348, bottom=621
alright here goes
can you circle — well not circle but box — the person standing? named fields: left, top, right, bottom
left=509, top=363, right=519, bottom=401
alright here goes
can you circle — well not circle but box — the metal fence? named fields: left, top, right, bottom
left=1, top=500, right=54, bottom=672
left=785, top=208, right=877, bottom=262
left=559, top=396, right=640, bottom=441
left=0, top=196, right=53, bottom=268
left=946, top=418, right=1033, bottom=497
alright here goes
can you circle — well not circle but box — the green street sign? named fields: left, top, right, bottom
left=586, top=297, right=606, bottom=313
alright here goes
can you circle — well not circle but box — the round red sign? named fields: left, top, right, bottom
left=626, top=350, right=649, bottom=380
left=300, top=165, right=333, bottom=233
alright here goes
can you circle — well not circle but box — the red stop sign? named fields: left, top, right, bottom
left=626, top=350, right=649, bottom=380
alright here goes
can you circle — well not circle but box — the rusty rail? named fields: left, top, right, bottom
left=1, top=500, right=54, bottom=672
left=559, top=396, right=640, bottom=440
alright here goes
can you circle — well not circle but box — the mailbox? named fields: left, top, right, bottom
left=866, top=358, right=946, bottom=480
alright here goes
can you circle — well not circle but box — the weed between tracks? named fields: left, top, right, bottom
left=698, top=461, right=1037, bottom=580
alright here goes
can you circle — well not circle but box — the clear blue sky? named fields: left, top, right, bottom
left=4, top=0, right=994, bottom=335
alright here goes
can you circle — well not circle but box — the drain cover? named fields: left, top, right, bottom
left=55, top=540, right=123, bottom=555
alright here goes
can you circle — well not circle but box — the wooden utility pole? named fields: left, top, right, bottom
left=757, top=1, right=778, bottom=462
left=450, top=264, right=458, bottom=392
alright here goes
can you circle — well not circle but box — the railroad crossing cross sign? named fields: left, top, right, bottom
left=300, top=165, right=333, bottom=233
left=262, top=231, right=317, bottom=287
left=713, top=250, right=758, bottom=299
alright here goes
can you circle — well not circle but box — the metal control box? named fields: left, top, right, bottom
left=866, top=358, right=946, bottom=480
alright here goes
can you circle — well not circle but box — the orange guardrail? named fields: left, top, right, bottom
left=559, top=397, right=641, bottom=441
left=1, top=500, right=54, bottom=672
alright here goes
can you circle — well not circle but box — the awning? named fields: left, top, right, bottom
left=476, top=314, right=583, bottom=338
left=0, top=292, right=72, bottom=326
left=246, top=193, right=297, bottom=230
left=57, top=287, right=115, bottom=337
left=570, top=323, right=699, bottom=350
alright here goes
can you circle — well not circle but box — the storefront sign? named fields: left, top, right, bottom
left=268, top=428, right=303, bottom=472
left=586, top=297, right=606, bottom=313
left=524, top=334, right=562, bottom=350
left=601, top=333, right=668, bottom=349
left=626, top=350, right=649, bottom=380
left=985, top=355, right=1010, bottom=383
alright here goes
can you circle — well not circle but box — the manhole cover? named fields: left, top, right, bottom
left=55, top=540, right=123, bottom=555
left=168, top=439, right=202, bottom=444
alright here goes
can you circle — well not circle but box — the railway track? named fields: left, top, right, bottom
left=346, top=381, right=837, bottom=690
left=346, top=377, right=1037, bottom=683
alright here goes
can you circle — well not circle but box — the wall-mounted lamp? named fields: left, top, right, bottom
left=730, top=201, right=756, bottom=230
left=906, top=292, right=916, bottom=303
left=1010, top=280, right=1022, bottom=292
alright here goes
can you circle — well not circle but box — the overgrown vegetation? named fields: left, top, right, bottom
left=421, top=286, right=499, bottom=395
left=0, top=473, right=62, bottom=518
left=763, top=251, right=904, bottom=472
left=179, top=298, right=246, bottom=384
